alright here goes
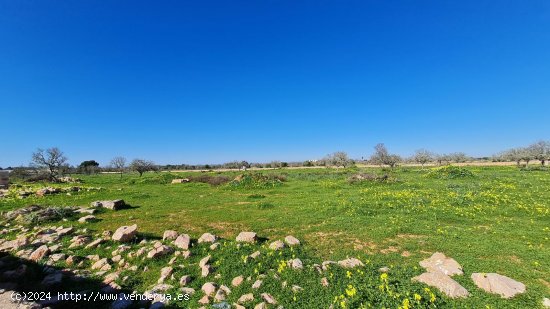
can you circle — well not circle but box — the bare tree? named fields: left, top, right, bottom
left=370, top=143, right=401, bottom=168
left=110, top=156, right=127, bottom=178
left=528, top=141, right=549, bottom=166
left=449, top=152, right=469, bottom=163
left=129, top=159, right=157, bottom=177
left=413, top=149, right=434, bottom=168
left=324, top=151, right=352, bottom=168
left=31, top=147, right=68, bottom=181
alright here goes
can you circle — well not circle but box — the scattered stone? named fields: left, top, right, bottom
left=198, top=295, right=210, bottom=305
left=91, top=258, right=112, bottom=271
left=261, top=293, right=277, bottom=305
left=238, top=293, right=254, bottom=304
left=337, top=258, right=364, bottom=268
left=291, top=285, right=303, bottom=292
left=269, top=240, right=285, bottom=250
left=78, top=215, right=96, bottom=223
left=379, top=266, right=390, bottom=273
left=252, top=279, right=263, bottom=289
left=179, top=275, right=192, bottom=286
left=201, top=282, right=217, bottom=296
left=321, top=277, right=329, bottom=287
left=147, top=245, right=174, bottom=259
left=163, top=230, right=179, bottom=240
left=284, top=235, right=300, bottom=246
left=49, top=253, right=66, bottom=262
left=210, top=243, right=220, bottom=250
left=171, top=178, right=189, bottom=184
left=29, top=245, right=50, bottom=261
left=254, top=302, right=267, bottom=309
left=199, top=255, right=211, bottom=267
left=85, top=238, right=104, bottom=249
left=201, top=265, right=212, bottom=277
left=232, top=276, right=244, bottom=287
left=181, top=287, right=195, bottom=295
left=174, top=234, right=191, bottom=249
left=214, top=289, right=227, bottom=302
left=236, top=232, right=257, bottom=243
left=198, top=233, right=217, bottom=243
left=158, top=267, right=173, bottom=283
left=412, top=272, right=469, bottom=298
left=419, top=252, right=463, bottom=276
left=91, top=199, right=126, bottom=210
left=543, top=298, right=550, bottom=308
left=249, top=251, right=261, bottom=259
left=112, top=224, right=138, bottom=242
left=471, top=273, right=526, bottom=298
left=103, top=272, right=120, bottom=284
left=288, top=258, right=303, bottom=269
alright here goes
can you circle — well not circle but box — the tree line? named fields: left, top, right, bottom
left=2, top=140, right=547, bottom=181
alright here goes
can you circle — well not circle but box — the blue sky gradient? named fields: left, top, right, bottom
left=1, top=1, right=549, bottom=166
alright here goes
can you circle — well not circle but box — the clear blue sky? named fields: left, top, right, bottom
left=1, top=1, right=549, bottom=167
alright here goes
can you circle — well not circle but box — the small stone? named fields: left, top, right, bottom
left=180, top=287, right=195, bottom=295
left=236, top=232, right=257, bottom=243
left=254, top=302, right=267, bottom=309
left=291, top=285, right=303, bottom=292
left=252, top=279, right=262, bottom=289
left=30, top=245, right=50, bottom=261
left=202, top=282, right=217, bottom=296
left=198, top=232, right=217, bottom=243
left=214, top=289, right=226, bottom=302
left=337, top=258, right=364, bottom=268
left=163, top=230, right=179, bottom=240
left=85, top=238, right=104, bottom=249
left=543, top=298, right=550, bottom=308
left=284, top=235, right=300, bottom=246
left=261, top=293, right=277, bottom=305
left=201, top=265, right=212, bottom=277
left=78, top=215, right=96, bottom=223
left=288, top=258, right=303, bottom=269
left=321, top=277, right=329, bottom=287
left=91, top=258, right=111, bottom=271
left=158, top=267, right=173, bottom=283
left=210, top=243, right=220, bottom=250
left=379, top=266, right=390, bottom=273
left=174, top=234, right=191, bottom=249
left=269, top=240, right=285, bottom=250
left=179, top=275, right=192, bottom=286
left=112, top=224, right=138, bottom=242
left=199, top=255, right=211, bottom=268
left=471, top=273, right=526, bottom=299
left=238, top=293, right=254, bottom=304
left=147, top=245, right=174, bottom=259
left=249, top=251, right=261, bottom=259
left=232, top=276, right=244, bottom=287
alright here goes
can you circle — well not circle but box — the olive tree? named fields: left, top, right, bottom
left=129, top=159, right=157, bottom=177
left=31, top=147, right=68, bottom=181
left=413, top=149, right=434, bottom=168
left=110, top=156, right=127, bottom=178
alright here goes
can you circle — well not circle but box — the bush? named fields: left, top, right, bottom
left=425, top=165, right=475, bottom=179
left=187, top=175, right=231, bottom=186
left=348, top=173, right=392, bottom=183
left=229, top=173, right=286, bottom=189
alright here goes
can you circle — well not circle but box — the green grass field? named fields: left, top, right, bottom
left=1, top=166, right=549, bottom=308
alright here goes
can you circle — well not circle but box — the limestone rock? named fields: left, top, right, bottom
left=198, top=233, right=217, bottom=244
left=29, top=245, right=50, bottom=261
left=232, top=276, right=244, bottom=287
left=412, top=271, right=469, bottom=298
left=201, top=282, right=217, bottom=296
left=158, top=267, right=173, bottom=283
left=112, top=224, right=138, bottom=242
left=261, top=293, right=277, bottom=305
left=174, top=234, right=191, bottom=249
left=269, top=240, right=285, bottom=250
left=284, top=235, right=300, bottom=246
left=337, top=258, right=364, bottom=268
left=236, top=232, right=257, bottom=243
left=179, top=275, right=192, bottom=286
left=238, top=293, right=254, bottom=304
left=147, top=245, right=174, bottom=259
left=288, top=258, right=303, bottom=269
left=91, top=199, right=126, bottom=210
left=471, top=273, right=526, bottom=299
left=162, top=230, right=179, bottom=241
left=419, top=252, right=463, bottom=276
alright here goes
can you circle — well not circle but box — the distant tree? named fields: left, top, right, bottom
left=129, top=159, right=157, bottom=177
left=270, top=161, right=282, bottom=168
left=449, top=152, right=469, bottom=163
left=370, top=144, right=401, bottom=168
left=281, top=162, right=288, bottom=168
left=31, top=147, right=68, bottom=181
left=79, top=160, right=100, bottom=174
left=110, top=157, right=127, bottom=179
left=519, top=147, right=534, bottom=166
left=413, top=149, right=434, bottom=168
left=528, top=141, right=549, bottom=166
left=325, top=151, right=352, bottom=168
left=303, top=160, right=314, bottom=167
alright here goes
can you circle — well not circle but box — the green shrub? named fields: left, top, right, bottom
left=425, top=165, right=475, bottom=179
left=228, top=173, right=286, bottom=189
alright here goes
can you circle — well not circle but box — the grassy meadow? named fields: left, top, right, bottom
left=0, top=165, right=549, bottom=308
